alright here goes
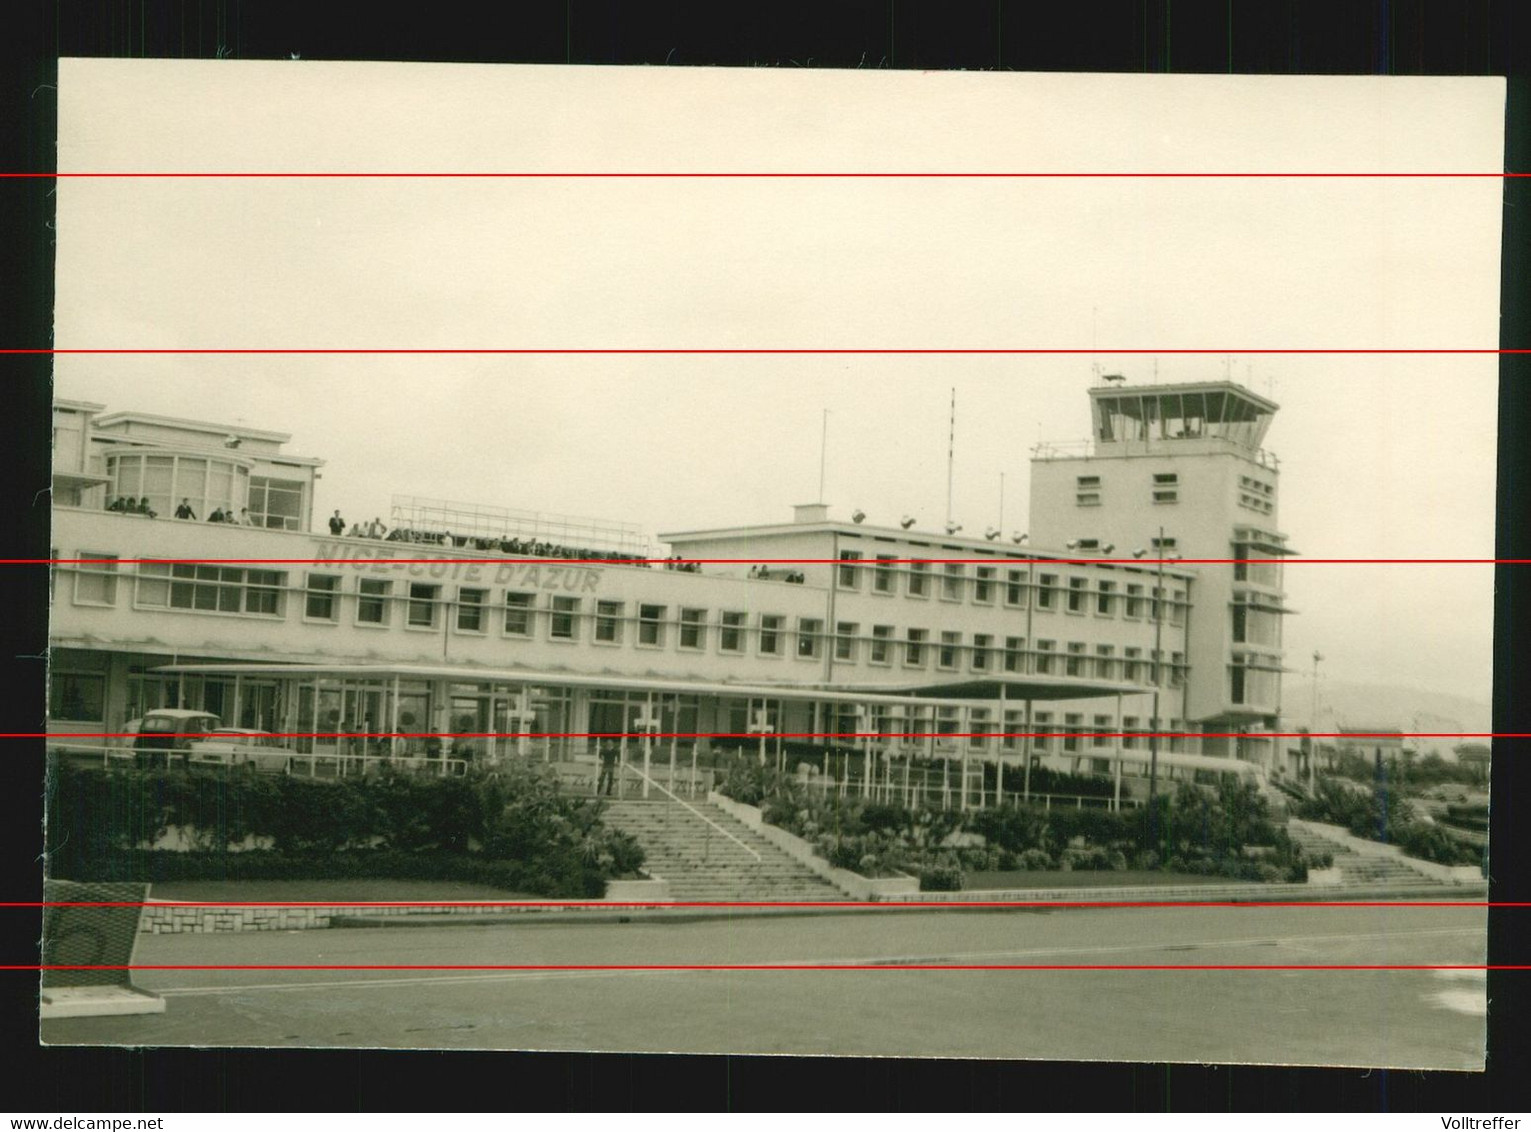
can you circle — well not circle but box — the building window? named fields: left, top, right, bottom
left=504, top=592, right=535, bottom=637
left=759, top=614, right=783, bottom=656
left=905, top=628, right=928, bottom=668
left=1076, top=475, right=1100, bottom=488
left=449, top=587, right=484, bottom=633
left=407, top=583, right=440, bottom=628
left=838, top=551, right=862, bottom=590
left=550, top=595, right=580, bottom=640
left=719, top=611, right=745, bottom=653
left=679, top=608, right=707, bottom=650
left=1122, top=716, right=1140, bottom=749
left=973, top=566, right=995, bottom=603
left=73, top=552, right=119, bottom=606
left=873, top=555, right=897, bottom=594
left=1076, top=492, right=1101, bottom=506
left=1066, top=577, right=1088, bottom=613
left=797, top=618, right=824, bottom=659
left=1094, top=645, right=1115, bottom=680
left=247, top=475, right=306, bottom=531
left=1034, top=640, right=1055, bottom=675
left=137, top=564, right=286, bottom=618
left=1125, top=584, right=1145, bottom=618
left=595, top=600, right=624, bottom=643
left=1033, top=711, right=1052, bottom=752
left=1096, top=580, right=1115, bottom=615
left=357, top=578, right=390, bottom=625
left=936, top=706, right=960, bottom=742
left=1065, top=642, right=1086, bottom=677
left=1005, top=568, right=1027, bottom=607
left=938, top=631, right=960, bottom=670
left=971, top=633, right=991, bottom=672
left=834, top=622, right=858, bottom=662
left=907, top=561, right=930, bottom=597
left=638, top=604, right=667, bottom=647
left=941, top=564, right=965, bottom=601
left=305, top=574, right=341, bottom=621
left=969, top=707, right=990, bottom=751
left=1093, top=715, right=1112, bottom=749
left=1076, top=475, right=1102, bottom=506
left=1169, top=588, right=1186, bottom=626
left=1152, top=472, right=1179, bottom=503
left=1171, top=652, right=1187, bottom=688
left=1003, top=637, right=1024, bottom=673
left=50, top=672, right=105, bottom=722
left=1036, top=573, right=1057, bottom=610
left=1063, top=712, right=1083, bottom=753
left=1124, top=647, right=1143, bottom=682
left=870, top=625, right=893, bottom=665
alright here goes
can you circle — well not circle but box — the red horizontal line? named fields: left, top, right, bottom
left=5, top=172, right=1526, bottom=179
left=10, top=900, right=1505, bottom=909
left=23, top=735, right=1506, bottom=744
left=18, top=963, right=1518, bottom=972
left=21, top=558, right=1515, bottom=565
left=6, top=348, right=1523, bottom=356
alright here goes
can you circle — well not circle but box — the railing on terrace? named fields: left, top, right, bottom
left=390, top=493, right=651, bottom=555
left=1032, top=437, right=1280, bottom=471
left=46, top=742, right=470, bottom=780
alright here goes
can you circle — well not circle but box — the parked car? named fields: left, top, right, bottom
left=130, top=709, right=219, bottom=768
left=188, top=727, right=295, bottom=774
left=130, top=710, right=295, bottom=773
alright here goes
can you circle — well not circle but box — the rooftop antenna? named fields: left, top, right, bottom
left=945, top=388, right=956, bottom=529
left=998, top=471, right=1005, bottom=531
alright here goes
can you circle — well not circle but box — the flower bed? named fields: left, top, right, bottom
left=719, top=765, right=1312, bottom=892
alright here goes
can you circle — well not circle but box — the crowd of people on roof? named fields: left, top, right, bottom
left=320, top=510, right=695, bottom=569
left=106, top=495, right=259, bottom=525
left=747, top=565, right=806, bottom=584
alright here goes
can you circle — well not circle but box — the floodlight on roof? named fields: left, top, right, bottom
left=1011, top=532, right=1028, bottom=544
left=851, top=509, right=866, bottom=524
left=900, top=515, right=917, bottom=529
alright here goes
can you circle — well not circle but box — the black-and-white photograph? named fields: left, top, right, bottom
left=40, top=60, right=1501, bottom=1069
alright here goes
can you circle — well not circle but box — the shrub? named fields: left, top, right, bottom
left=45, top=760, right=642, bottom=898
left=919, top=860, right=964, bottom=891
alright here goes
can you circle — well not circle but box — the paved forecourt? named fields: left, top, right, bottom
left=40, top=902, right=1488, bottom=1068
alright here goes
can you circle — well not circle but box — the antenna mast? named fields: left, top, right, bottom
left=946, top=388, right=956, bottom=529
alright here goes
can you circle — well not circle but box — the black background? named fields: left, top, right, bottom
left=1, top=0, right=1527, bottom=1114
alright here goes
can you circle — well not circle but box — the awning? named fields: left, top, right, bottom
left=148, top=661, right=981, bottom=709
left=823, top=675, right=1156, bottom=701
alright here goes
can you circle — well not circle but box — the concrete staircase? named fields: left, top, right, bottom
left=601, top=799, right=847, bottom=902
left=1286, top=823, right=1442, bottom=887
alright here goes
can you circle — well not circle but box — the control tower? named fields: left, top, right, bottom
left=1030, top=379, right=1297, bottom=760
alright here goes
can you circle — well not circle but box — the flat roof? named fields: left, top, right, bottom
left=53, top=398, right=108, bottom=413
left=1089, top=379, right=1280, bottom=414
left=93, top=411, right=293, bottom=444
left=658, top=521, right=1197, bottom=579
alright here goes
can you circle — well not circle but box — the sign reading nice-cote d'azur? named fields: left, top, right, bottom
left=312, top=542, right=604, bottom=591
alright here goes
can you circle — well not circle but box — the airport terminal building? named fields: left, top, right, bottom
left=47, top=378, right=1296, bottom=804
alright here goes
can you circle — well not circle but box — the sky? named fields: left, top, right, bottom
left=49, top=61, right=1505, bottom=703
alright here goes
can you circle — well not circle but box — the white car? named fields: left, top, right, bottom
left=187, top=727, right=297, bottom=774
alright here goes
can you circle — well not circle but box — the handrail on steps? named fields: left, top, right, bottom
left=619, top=763, right=762, bottom=864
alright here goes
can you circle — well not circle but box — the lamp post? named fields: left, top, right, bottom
left=1309, top=650, right=1324, bottom=788
left=1147, top=528, right=1173, bottom=805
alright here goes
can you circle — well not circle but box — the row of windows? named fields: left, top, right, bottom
left=59, top=560, right=1190, bottom=685
left=1074, top=472, right=1181, bottom=507
left=834, top=552, right=1187, bottom=621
